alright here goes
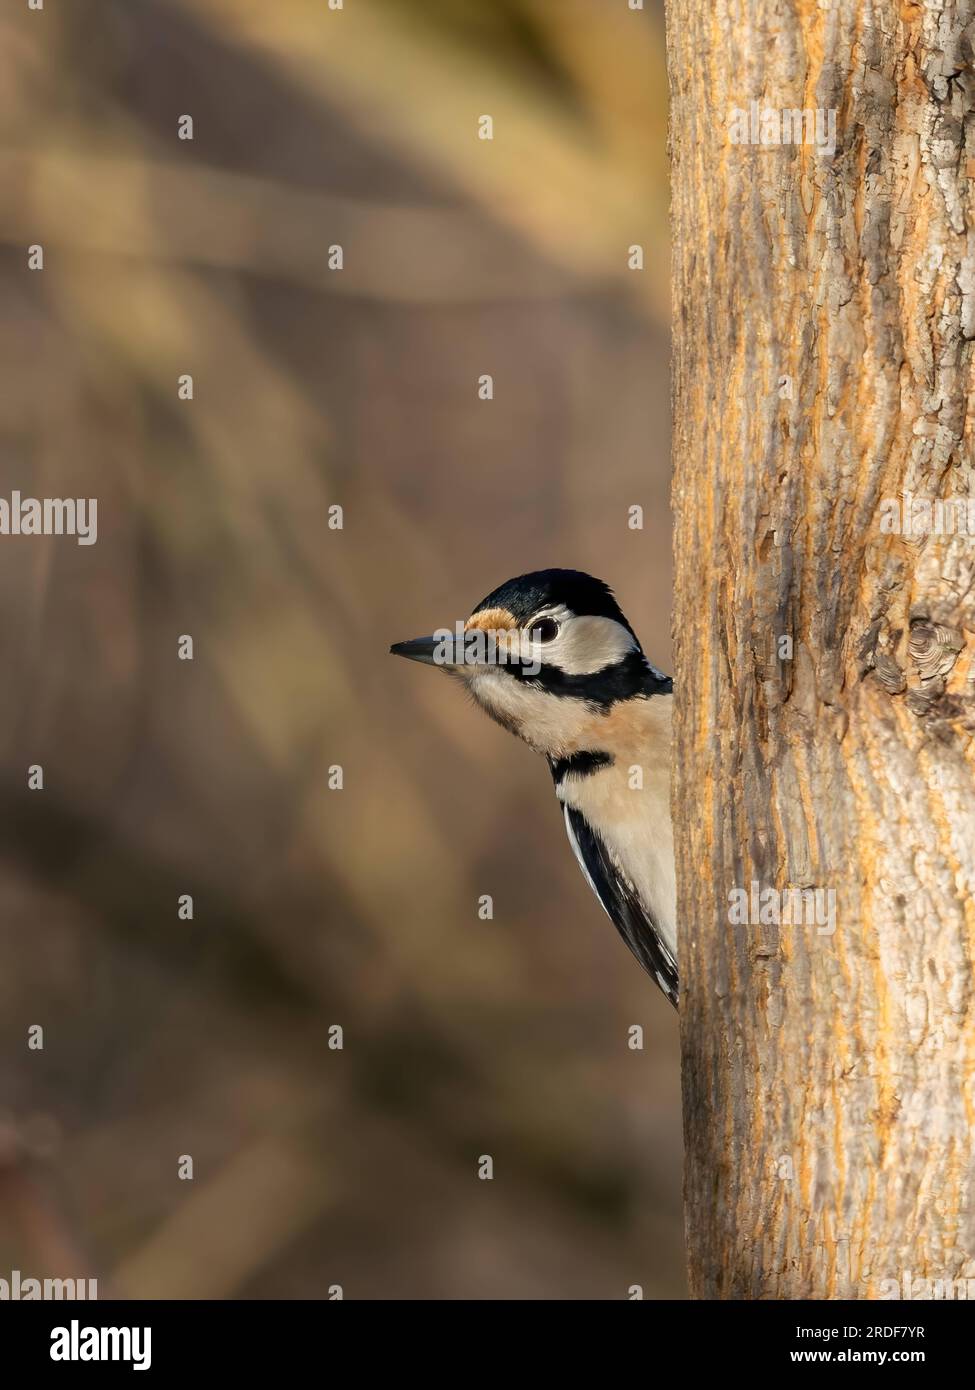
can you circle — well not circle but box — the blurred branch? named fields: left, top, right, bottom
left=0, top=152, right=574, bottom=304
left=171, top=0, right=668, bottom=320
left=111, top=1133, right=332, bottom=1298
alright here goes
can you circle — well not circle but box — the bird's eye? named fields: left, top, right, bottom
left=527, top=617, right=560, bottom=643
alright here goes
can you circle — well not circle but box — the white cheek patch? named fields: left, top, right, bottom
left=544, top=615, right=637, bottom=675
left=467, top=670, right=594, bottom=750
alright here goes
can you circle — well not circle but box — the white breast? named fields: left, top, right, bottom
left=555, top=696, right=677, bottom=957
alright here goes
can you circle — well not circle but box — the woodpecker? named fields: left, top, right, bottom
left=391, top=569, right=678, bottom=1007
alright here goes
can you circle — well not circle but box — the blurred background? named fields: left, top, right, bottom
left=0, top=0, right=679, bottom=1298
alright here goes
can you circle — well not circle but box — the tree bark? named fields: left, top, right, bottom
left=668, top=0, right=975, bottom=1299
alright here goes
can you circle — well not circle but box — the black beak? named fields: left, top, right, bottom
left=390, top=634, right=454, bottom=667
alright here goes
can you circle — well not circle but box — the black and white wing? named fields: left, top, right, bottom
left=562, top=804, right=679, bottom=1007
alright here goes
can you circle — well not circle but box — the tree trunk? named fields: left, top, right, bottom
left=668, top=0, right=975, bottom=1299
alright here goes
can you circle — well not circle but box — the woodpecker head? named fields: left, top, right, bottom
left=391, top=569, right=670, bottom=758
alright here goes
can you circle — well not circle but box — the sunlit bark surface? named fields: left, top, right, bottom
left=668, top=0, right=975, bottom=1299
